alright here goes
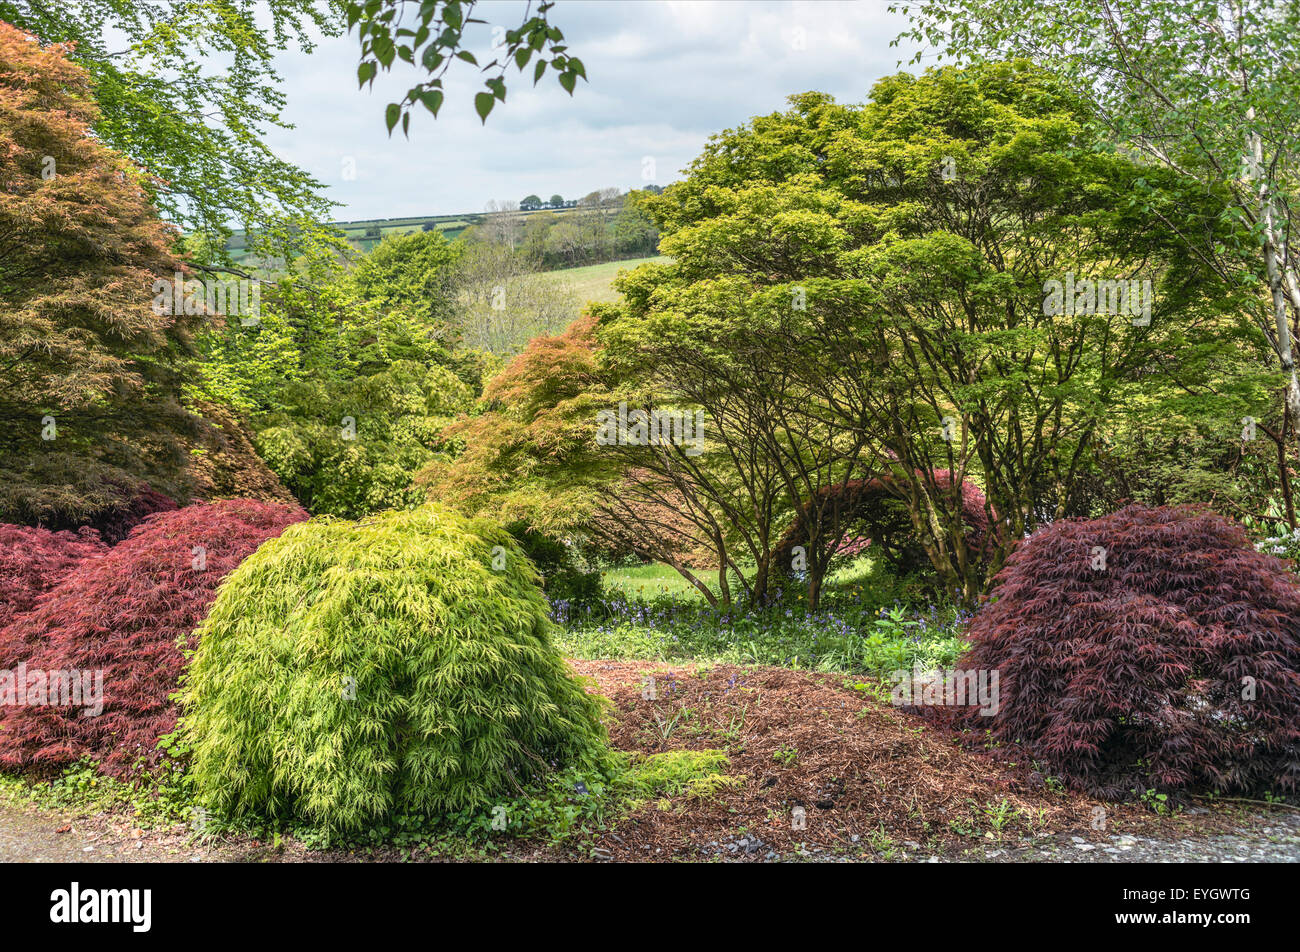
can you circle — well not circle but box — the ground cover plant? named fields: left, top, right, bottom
left=0, top=499, right=306, bottom=777
left=958, top=505, right=1300, bottom=799
left=182, top=505, right=610, bottom=835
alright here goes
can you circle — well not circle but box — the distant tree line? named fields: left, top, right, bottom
left=468, top=188, right=660, bottom=270
left=519, top=195, right=577, bottom=211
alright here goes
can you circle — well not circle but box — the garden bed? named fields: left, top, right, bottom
left=573, top=660, right=1138, bottom=860
left=2, top=658, right=1291, bottom=863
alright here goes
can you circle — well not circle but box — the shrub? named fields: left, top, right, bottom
left=0, top=500, right=306, bottom=777
left=188, top=402, right=297, bottom=506
left=80, top=486, right=179, bottom=546
left=0, top=525, right=106, bottom=633
left=772, top=470, right=993, bottom=585
left=958, top=504, right=1300, bottom=799
left=508, top=523, right=604, bottom=607
left=182, top=505, right=609, bottom=833
left=36, top=481, right=178, bottom=546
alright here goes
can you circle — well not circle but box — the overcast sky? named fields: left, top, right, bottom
left=263, top=0, right=923, bottom=221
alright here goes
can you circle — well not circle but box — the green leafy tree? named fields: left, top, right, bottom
left=898, top=0, right=1300, bottom=523
left=349, top=230, right=463, bottom=336
left=348, top=0, right=587, bottom=131
left=629, top=65, right=1263, bottom=601
left=194, top=243, right=479, bottom=517
left=1, top=1, right=341, bottom=263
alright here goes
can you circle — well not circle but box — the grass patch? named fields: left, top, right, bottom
left=602, top=562, right=716, bottom=600
left=559, top=556, right=969, bottom=678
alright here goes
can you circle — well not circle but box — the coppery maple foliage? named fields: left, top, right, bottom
left=958, top=505, right=1300, bottom=798
left=421, top=316, right=719, bottom=587
left=0, top=22, right=203, bottom=525
left=0, top=499, right=306, bottom=777
left=187, top=402, right=296, bottom=506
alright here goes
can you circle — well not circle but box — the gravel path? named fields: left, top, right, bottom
left=965, top=813, right=1300, bottom=863
left=0, top=798, right=255, bottom=863
left=3, top=797, right=1297, bottom=863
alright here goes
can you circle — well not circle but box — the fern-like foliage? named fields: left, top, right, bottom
left=959, top=504, right=1300, bottom=799
left=181, top=505, right=609, bottom=833
left=0, top=500, right=306, bottom=777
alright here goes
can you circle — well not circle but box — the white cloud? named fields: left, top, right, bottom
left=261, top=0, right=920, bottom=219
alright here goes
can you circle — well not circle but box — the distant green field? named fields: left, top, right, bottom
left=554, top=256, right=670, bottom=307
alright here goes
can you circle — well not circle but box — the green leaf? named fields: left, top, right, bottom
left=421, top=47, right=444, bottom=71
left=385, top=102, right=401, bottom=133
left=418, top=89, right=444, bottom=117
left=558, top=71, right=576, bottom=94
left=474, top=92, right=495, bottom=123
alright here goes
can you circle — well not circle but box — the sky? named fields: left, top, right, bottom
left=262, top=0, right=924, bottom=221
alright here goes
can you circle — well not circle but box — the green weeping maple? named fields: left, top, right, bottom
left=181, top=505, right=610, bottom=833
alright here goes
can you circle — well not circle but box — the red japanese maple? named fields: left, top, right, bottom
left=958, top=505, right=1300, bottom=798
left=0, top=499, right=305, bottom=777
left=0, top=525, right=106, bottom=634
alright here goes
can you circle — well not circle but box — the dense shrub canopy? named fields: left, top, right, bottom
left=0, top=499, right=305, bottom=776
left=959, top=505, right=1300, bottom=798
left=0, top=525, right=106, bottom=632
left=182, top=505, right=608, bottom=832
left=188, top=402, right=297, bottom=506
left=67, top=486, right=178, bottom=546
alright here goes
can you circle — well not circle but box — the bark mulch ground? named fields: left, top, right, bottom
left=569, top=659, right=1235, bottom=861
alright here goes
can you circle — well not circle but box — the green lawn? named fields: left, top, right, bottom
left=602, top=556, right=882, bottom=602
left=601, top=561, right=713, bottom=600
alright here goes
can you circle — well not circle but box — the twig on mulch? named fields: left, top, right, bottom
left=1191, top=795, right=1300, bottom=813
